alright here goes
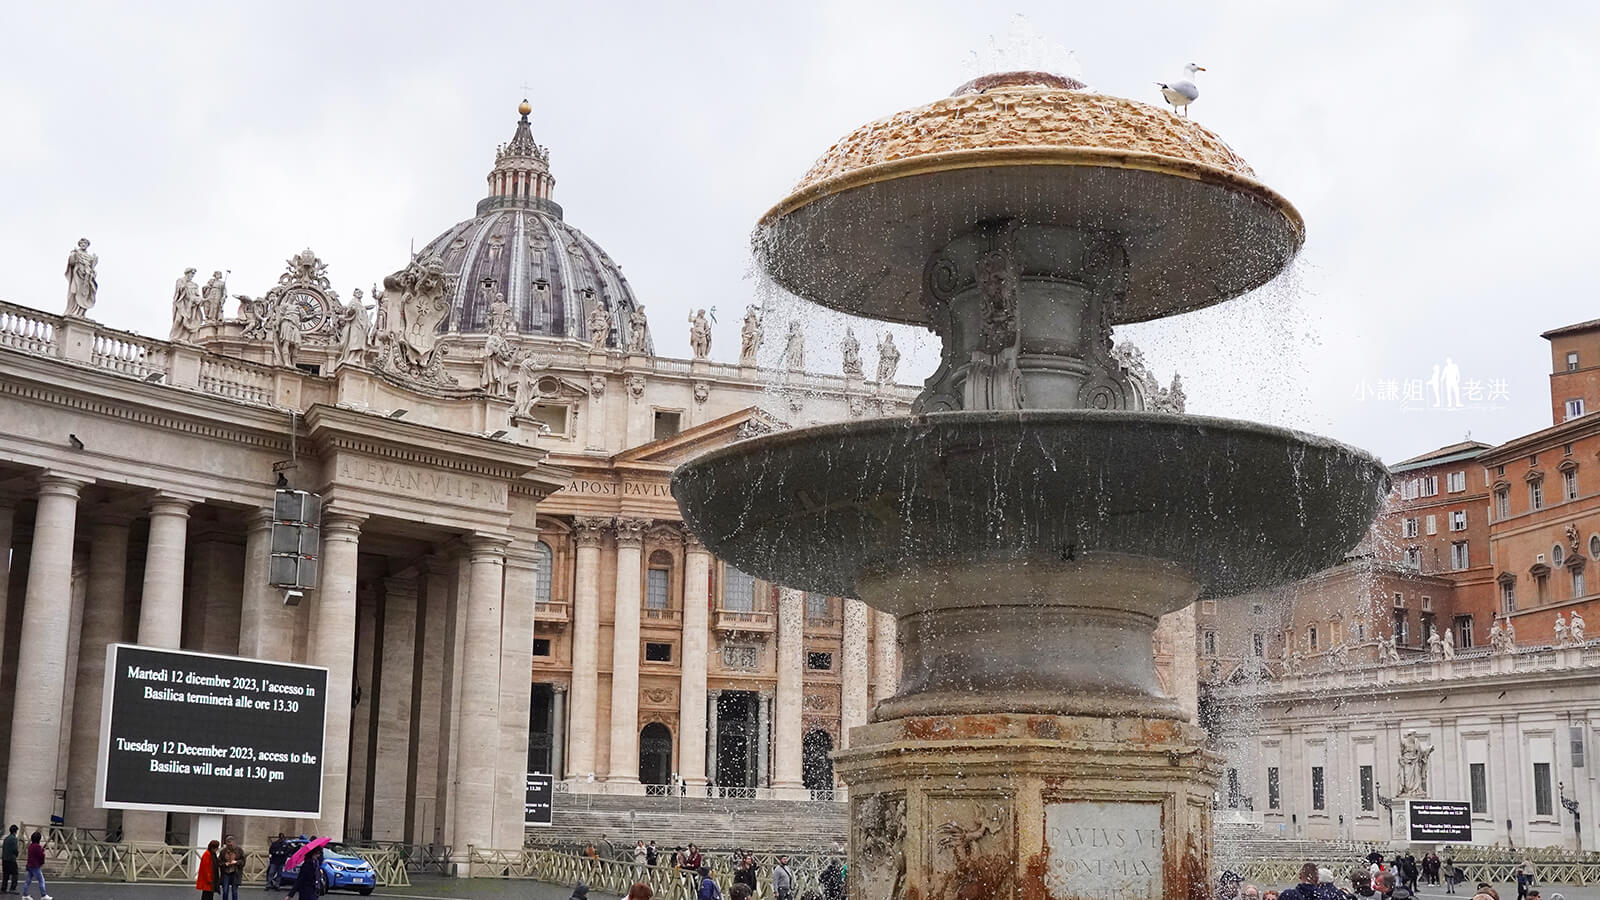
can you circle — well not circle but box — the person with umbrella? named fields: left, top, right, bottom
left=284, top=837, right=329, bottom=900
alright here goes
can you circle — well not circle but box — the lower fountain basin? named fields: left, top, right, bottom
left=673, top=410, right=1389, bottom=606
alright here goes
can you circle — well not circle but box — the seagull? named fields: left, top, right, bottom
left=1157, top=63, right=1205, bottom=117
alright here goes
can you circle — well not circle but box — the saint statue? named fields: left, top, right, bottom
left=484, top=284, right=514, bottom=336
left=482, top=330, right=516, bottom=396
left=1442, top=628, right=1457, bottom=660
left=740, top=304, right=763, bottom=366
left=269, top=301, right=302, bottom=368
left=63, top=238, right=98, bottom=318
left=877, top=332, right=901, bottom=384
left=1572, top=610, right=1587, bottom=643
left=334, top=289, right=372, bottom=368
left=626, top=304, right=651, bottom=354
left=1556, top=612, right=1570, bottom=645
left=784, top=320, right=805, bottom=371
left=1504, top=617, right=1517, bottom=647
left=169, top=268, right=205, bottom=342
left=841, top=327, right=863, bottom=377
left=689, top=309, right=712, bottom=360
left=1426, top=625, right=1443, bottom=657
left=1488, top=617, right=1505, bottom=653
left=1397, top=730, right=1434, bottom=797
left=587, top=305, right=610, bottom=350
left=201, top=271, right=228, bottom=322
left=511, top=353, right=548, bottom=418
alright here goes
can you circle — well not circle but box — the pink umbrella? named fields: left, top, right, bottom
left=285, top=836, right=330, bottom=872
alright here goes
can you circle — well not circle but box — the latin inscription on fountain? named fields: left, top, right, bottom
left=1044, top=801, right=1162, bottom=900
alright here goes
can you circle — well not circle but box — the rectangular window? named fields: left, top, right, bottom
left=1566, top=399, right=1586, bottom=421
left=1573, top=726, right=1587, bottom=768
left=1267, top=767, right=1281, bottom=809
left=1569, top=350, right=1581, bottom=372
left=1405, top=547, right=1422, bottom=570
left=722, top=566, right=756, bottom=611
left=1253, top=633, right=1265, bottom=657
left=1495, top=490, right=1510, bottom=520
left=1448, top=471, right=1467, bottom=492
left=1422, top=596, right=1433, bottom=612
left=1356, top=622, right=1366, bottom=642
left=1360, top=765, right=1375, bottom=811
left=1470, top=762, right=1488, bottom=814
left=1502, top=580, right=1517, bottom=613
left=1203, top=630, right=1218, bottom=656
left=1311, top=766, right=1326, bottom=810
left=1308, top=626, right=1318, bottom=650
left=1575, top=568, right=1587, bottom=599
left=805, top=592, right=830, bottom=620
left=1426, top=514, right=1438, bottom=535
left=1424, top=475, right=1440, bottom=496
left=1566, top=469, right=1579, bottom=501
left=1394, top=612, right=1410, bottom=644
left=1532, top=480, right=1545, bottom=510
left=1403, top=518, right=1419, bottom=538
left=1537, top=573, right=1549, bottom=604
left=1450, top=510, right=1468, bottom=531
left=532, top=637, right=552, bottom=657
left=806, top=651, right=833, bottom=671
left=653, top=410, right=682, bottom=440
left=1451, top=541, right=1470, bottom=571
left=644, top=641, right=673, bottom=663
left=646, top=568, right=670, bottom=609
left=1534, top=762, right=1554, bottom=816
left=1455, top=615, right=1474, bottom=648
left=1394, top=592, right=1406, bottom=608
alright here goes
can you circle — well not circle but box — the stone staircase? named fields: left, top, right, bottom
left=540, top=793, right=847, bottom=854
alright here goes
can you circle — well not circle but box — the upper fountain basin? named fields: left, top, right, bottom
left=756, top=75, right=1304, bottom=327
left=673, top=410, right=1389, bottom=609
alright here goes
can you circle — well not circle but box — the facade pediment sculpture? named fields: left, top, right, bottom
left=689, top=309, right=712, bottom=360
left=170, top=268, right=205, bottom=342
left=63, top=238, right=99, bottom=318
left=876, top=332, right=900, bottom=385
left=740, top=304, right=762, bottom=366
left=1395, top=730, right=1434, bottom=798
left=626, top=304, right=651, bottom=354
left=201, top=271, right=228, bottom=322
left=375, top=254, right=458, bottom=386
left=842, top=327, right=862, bottom=377
left=334, top=288, right=373, bottom=369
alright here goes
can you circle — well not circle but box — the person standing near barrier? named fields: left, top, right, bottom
left=265, top=834, right=288, bottom=890
left=20, top=832, right=48, bottom=900
left=219, top=834, right=243, bottom=900
left=2, top=825, right=19, bottom=894
left=197, top=840, right=220, bottom=900
left=772, top=854, right=795, bottom=900
left=695, top=866, right=722, bottom=900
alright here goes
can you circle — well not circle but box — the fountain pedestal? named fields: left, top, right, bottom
left=837, top=714, right=1218, bottom=900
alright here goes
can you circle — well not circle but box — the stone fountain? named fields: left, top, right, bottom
left=674, top=72, right=1389, bottom=900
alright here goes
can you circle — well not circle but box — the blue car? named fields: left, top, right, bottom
left=280, top=840, right=377, bottom=895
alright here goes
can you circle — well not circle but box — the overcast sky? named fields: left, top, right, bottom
left=5, top=1, right=1598, bottom=463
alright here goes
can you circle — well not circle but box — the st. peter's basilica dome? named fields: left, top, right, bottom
left=416, top=100, right=649, bottom=351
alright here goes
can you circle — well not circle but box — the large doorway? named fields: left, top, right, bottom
left=639, top=723, right=673, bottom=785
left=715, top=691, right=758, bottom=788
left=802, top=729, right=834, bottom=792
left=527, top=684, right=554, bottom=774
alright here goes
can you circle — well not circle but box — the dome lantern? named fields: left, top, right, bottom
left=481, top=99, right=557, bottom=215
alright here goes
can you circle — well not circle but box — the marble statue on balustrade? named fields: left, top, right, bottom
left=170, top=268, right=206, bottom=342
left=1442, top=628, right=1457, bottom=659
left=1489, top=617, right=1505, bottom=653
left=334, top=289, right=373, bottom=369
left=689, top=309, right=712, bottom=360
left=587, top=305, right=610, bottom=351
left=876, top=332, right=900, bottom=385
left=841, top=327, right=863, bottom=377
left=1278, top=644, right=1297, bottom=675
left=268, top=301, right=302, bottom=368
left=1426, top=625, right=1444, bottom=657
left=740, top=305, right=763, bottom=366
left=484, top=285, right=514, bottom=337
left=511, top=352, right=550, bottom=419
left=236, top=290, right=274, bottom=341
left=626, top=304, right=650, bottom=354
left=201, top=271, right=228, bottom=322
left=784, top=320, right=805, bottom=371
left=482, top=330, right=516, bottom=396
left=1377, top=633, right=1401, bottom=663
left=1396, top=730, right=1433, bottom=798
left=1556, top=612, right=1570, bottom=645
left=1573, top=610, right=1587, bottom=643
left=63, top=238, right=98, bottom=318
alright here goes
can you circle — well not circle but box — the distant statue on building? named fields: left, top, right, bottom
left=268, top=301, right=302, bottom=368
left=626, top=304, right=650, bottom=354
left=236, top=290, right=274, bottom=341
left=201, top=271, right=228, bottom=322
left=334, top=289, right=372, bottom=368
left=877, top=332, right=900, bottom=385
left=1555, top=612, right=1569, bottom=645
left=63, top=238, right=99, bottom=318
left=1426, top=625, right=1443, bottom=657
left=740, top=305, right=763, bottom=366
left=169, top=268, right=205, bottom=342
left=482, top=329, right=516, bottom=396
left=484, top=284, right=514, bottom=336
left=689, top=309, right=712, bottom=360
left=1504, top=616, right=1517, bottom=649
left=1278, top=643, right=1296, bottom=675
left=784, top=321, right=805, bottom=371
left=1396, top=730, right=1434, bottom=797
left=1572, top=610, right=1587, bottom=643
left=511, top=353, right=548, bottom=418
left=587, top=305, right=610, bottom=350
left=841, top=327, right=863, bottom=377
left=1488, top=617, right=1505, bottom=653
left=1377, top=633, right=1400, bottom=664
left=1441, top=628, right=1457, bottom=660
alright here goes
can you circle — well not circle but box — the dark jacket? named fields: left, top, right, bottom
left=734, top=865, right=757, bottom=888
left=294, top=851, right=321, bottom=889
left=25, top=842, right=43, bottom=870
left=1, top=835, right=16, bottom=862
left=1279, top=885, right=1319, bottom=900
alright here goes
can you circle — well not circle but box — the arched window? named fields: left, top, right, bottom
left=639, top=722, right=673, bottom=785
left=723, top=565, right=755, bottom=611
left=646, top=550, right=673, bottom=610
left=533, top=541, right=553, bottom=605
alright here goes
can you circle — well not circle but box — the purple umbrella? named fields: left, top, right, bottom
left=285, top=836, right=330, bottom=872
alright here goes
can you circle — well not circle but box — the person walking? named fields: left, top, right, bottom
left=645, top=841, right=658, bottom=867
left=198, top=840, right=221, bottom=900
left=696, top=866, right=723, bottom=900
left=2, top=825, right=19, bottom=895
left=733, top=856, right=757, bottom=893
left=772, top=854, right=796, bottom=900
left=20, top=832, right=48, bottom=900
left=286, top=845, right=322, bottom=900
left=265, top=834, right=288, bottom=890
left=1516, top=856, right=1536, bottom=899
left=219, top=834, right=243, bottom=900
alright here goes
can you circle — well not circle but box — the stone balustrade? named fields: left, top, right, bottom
left=0, top=303, right=57, bottom=354
left=1218, top=639, right=1600, bottom=699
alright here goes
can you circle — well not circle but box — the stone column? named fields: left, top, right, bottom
left=4, top=475, right=85, bottom=828
left=773, top=587, right=804, bottom=790
left=409, top=560, right=450, bottom=843
left=607, top=517, right=648, bottom=783
left=678, top=538, right=711, bottom=786
left=238, top=509, right=295, bottom=659
left=310, top=511, right=364, bottom=840
left=873, top=608, right=898, bottom=702
left=65, top=516, right=130, bottom=829
left=550, top=684, right=567, bottom=780
left=453, top=534, right=507, bottom=851
left=567, top=517, right=607, bottom=779
left=757, top=690, right=772, bottom=788
left=494, top=546, right=537, bottom=847
left=840, top=598, right=870, bottom=748
left=54, top=552, right=88, bottom=820
left=706, top=690, right=721, bottom=787
left=125, top=493, right=194, bottom=844
left=345, top=586, right=379, bottom=838
left=0, top=501, right=13, bottom=811
left=370, top=575, right=417, bottom=842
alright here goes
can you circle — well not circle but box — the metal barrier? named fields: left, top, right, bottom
left=1232, top=853, right=1600, bottom=889
left=476, top=847, right=839, bottom=899
left=18, top=827, right=407, bottom=886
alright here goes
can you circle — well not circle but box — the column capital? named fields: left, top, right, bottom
left=573, top=516, right=610, bottom=547
left=612, top=517, right=651, bottom=548
left=148, top=494, right=195, bottom=519
left=244, top=507, right=276, bottom=532
left=707, top=689, right=722, bottom=701
left=759, top=689, right=774, bottom=702
left=37, top=473, right=90, bottom=498
left=551, top=682, right=569, bottom=695
left=684, top=532, right=709, bottom=553
left=322, top=511, right=365, bottom=541
left=465, top=532, right=512, bottom=561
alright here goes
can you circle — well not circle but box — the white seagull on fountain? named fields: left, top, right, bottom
left=1157, top=63, right=1205, bottom=117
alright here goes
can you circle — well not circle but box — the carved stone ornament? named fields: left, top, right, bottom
left=926, top=797, right=1015, bottom=899
left=613, top=517, right=651, bottom=547
left=573, top=516, right=610, bottom=548
left=627, top=373, right=646, bottom=402
left=590, top=374, right=607, bottom=398
left=374, top=254, right=459, bottom=387
left=641, top=686, right=676, bottom=707
left=854, top=792, right=907, bottom=900
left=693, top=381, right=710, bottom=405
